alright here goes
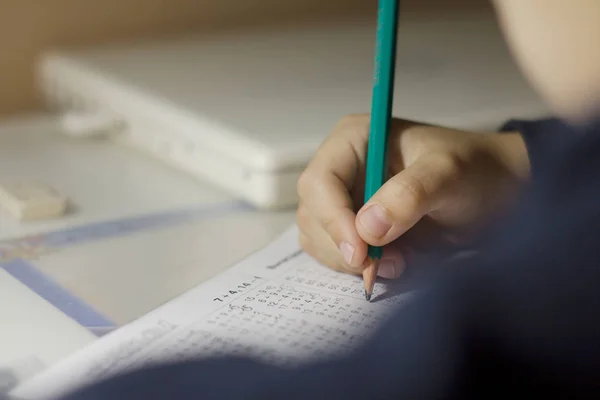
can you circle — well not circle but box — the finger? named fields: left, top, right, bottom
left=298, top=203, right=407, bottom=278
left=378, top=244, right=406, bottom=279
left=299, top=227, right=406, bottom=279
left=297, top=204, right=364, bottom=275
left=297, top=115, right=371, bottom=268
left=298, top=229, right=363, bottom=276
left=356, top=152, right=462, bottom=247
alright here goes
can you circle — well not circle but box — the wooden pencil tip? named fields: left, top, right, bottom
left=362, top=257, right=379, bottom=302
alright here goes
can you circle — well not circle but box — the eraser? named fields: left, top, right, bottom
left=59, top=111, right=123, bottom=138
left=0, top=182, right=68, bottom=221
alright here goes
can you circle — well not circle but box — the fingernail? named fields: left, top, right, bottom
left=339, top=242, right=355, bottom=265
left=378, top=259, right=399, bottom=279
left=359, top=204, right=392, bottom=238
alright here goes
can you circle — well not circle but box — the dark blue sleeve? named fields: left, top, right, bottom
left=500, top=117, right=572, bottom=180
left=58, top=117, right=600, bottom=400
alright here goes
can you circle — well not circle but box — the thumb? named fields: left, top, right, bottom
left=355, top=153, right=460, bottom=246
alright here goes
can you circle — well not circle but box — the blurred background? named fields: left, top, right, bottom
left=0, top=0, right=487, bottom=116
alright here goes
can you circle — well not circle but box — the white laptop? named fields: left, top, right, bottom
left=37, top=11, right=549, bottom=209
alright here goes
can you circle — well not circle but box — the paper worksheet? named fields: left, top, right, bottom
left=12, top=225, right=416, bottom=400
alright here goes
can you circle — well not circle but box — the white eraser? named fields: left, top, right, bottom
left=59, top=110, right=123, bottom=138
left=0, top=182, right=68, bottom=221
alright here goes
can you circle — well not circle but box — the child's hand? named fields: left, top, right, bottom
left=296, top=115, right=529, bottom=278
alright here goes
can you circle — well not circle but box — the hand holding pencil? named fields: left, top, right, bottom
left=295, top=3, right=529, bottom=297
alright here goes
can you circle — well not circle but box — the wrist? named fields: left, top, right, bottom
left=486, top=132, right=531, bottom=181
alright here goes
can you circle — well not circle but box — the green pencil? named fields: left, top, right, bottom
left=362, top=0, right=399, bottom=301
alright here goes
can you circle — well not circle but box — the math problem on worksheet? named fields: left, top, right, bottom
left=13, top=226, right=417, bottom=400
left=212, top=279, right=260, bottom=303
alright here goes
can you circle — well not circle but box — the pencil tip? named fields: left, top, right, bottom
left=364, top=290, right=372, bottom=302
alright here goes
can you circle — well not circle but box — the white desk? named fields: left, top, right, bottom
left=0, top=114, right=234, bottom=239
left=0, top=114, right=295, bottom=387
left=0, top=269, right=95, bottom=380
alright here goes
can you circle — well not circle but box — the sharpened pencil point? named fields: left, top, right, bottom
left=365, top=290, right=372, bottom=302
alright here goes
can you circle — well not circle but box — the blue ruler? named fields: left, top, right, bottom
left=0, top=201, right=250, bottom=336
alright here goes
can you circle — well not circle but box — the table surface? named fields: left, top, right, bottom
left=0, top=113, right=295, bottom=386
